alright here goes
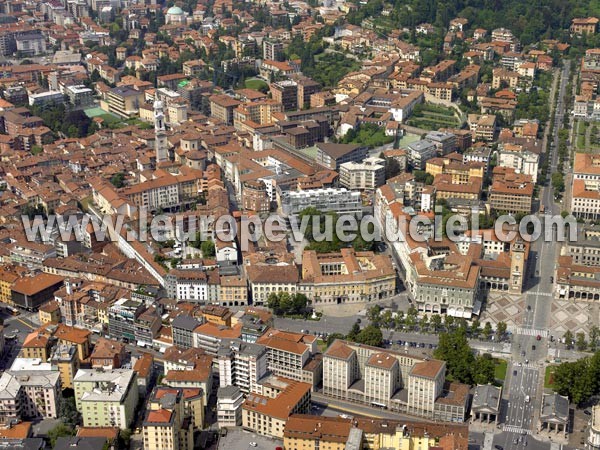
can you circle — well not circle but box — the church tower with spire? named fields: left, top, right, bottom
left=154, top=100, right=169, bottom=164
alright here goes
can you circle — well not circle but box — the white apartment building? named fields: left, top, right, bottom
left=175, top=271, right=208, bottom=302
left=280, top=188, right=362, bottom=218
left=218, top=339, right=268, bottom=393
left=339, top=157, right=386, bottom=191
left=217, top=385, right=244, bottom=428
left=497, top=144, right=539, bottom=183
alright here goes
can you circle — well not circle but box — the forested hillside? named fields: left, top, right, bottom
left=347, top=0, right=600, bottom=45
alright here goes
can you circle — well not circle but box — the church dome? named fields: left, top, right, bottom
left=166, top=6, right=184, bottom=15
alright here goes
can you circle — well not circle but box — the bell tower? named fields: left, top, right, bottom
left=509, top=239, right=526, bottom=293
left=154, top=100, right=169, bottom=164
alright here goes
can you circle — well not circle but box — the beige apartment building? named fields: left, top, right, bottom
left=407, top=360, right=446, bottom=417
left=143, top=387, right=194, bottom=450
left=571, top=153, right=600, bottom=220
left=242, top=375, right=311, bottom=438
left=0, top=362, right=61, bottom=424
left=322, top=340, right=467, bottom=422
left=257, top=330, right=316, bottom=382
left=300, top=249, right=396, bottom=306
left=489, top=167, right=534, bottom=214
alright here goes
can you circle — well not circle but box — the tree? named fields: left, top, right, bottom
left=552, top=172, right=565, bottom=192
left=347, top=321, right=361, bottom=341
left=367, top=305, right=382, bottom=325
left=118, top=429, right=132, bottom=449
left=564, top=330, right=574, bottom=349
left=590, top=326, right=600, bottom=351
left=58, top=395, right=80, bottom=428
left=48, top=423, right=75, bottom=448
left=420, top=314, right=429, bottom=332
left=327, top=332, right=345, bottom=347
left=576, top=332, right=588, bottom=351
left=430, top=314, right=442, bottom=332
left=381, top=310, right=393, bottom=329
left=496, top=321, right=507, bottom=338
left=471, top=319, right=481, bottom=336
left=444, top=315, right=454, bottom=330
left=473, top=353, right=496, bottom=385
left=110, top=172, right=126, bottom=188
left=267, top=292, right=308, bottom=317
left=355, top=325, right=383, bottom=347
left=482, top=322, right=493, bottom=339
left=434, top=327, right=475, bottom=384
left=200, top=240, right=216, bottom=257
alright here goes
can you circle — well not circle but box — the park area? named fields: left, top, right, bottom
left=406, top=103, right=461, bottom=130
left=575, top=120, right=600, bottom=153
left=245, top=78, right=269, bottom=92
left=545, top=365, right=556, bottom=389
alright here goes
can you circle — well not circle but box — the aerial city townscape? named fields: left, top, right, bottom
left=2, top=0, right=600, bottom=449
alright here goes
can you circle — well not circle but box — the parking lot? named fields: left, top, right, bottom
left=216, top=428, right=282, bottom=450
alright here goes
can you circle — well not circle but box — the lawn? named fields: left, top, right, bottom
left=317, top=339, right=327, bottom=353
left=494, top=359, right=508, bottom=382
left=406, top=103, right=460, bottom=130
left=545, top=365, right=556, bottom=389
left=245, top=78, right=269, bottom=92
left=396, top=132, right=421, bottom=148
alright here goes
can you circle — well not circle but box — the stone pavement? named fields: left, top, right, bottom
left=549, top=300, right=599, bottom=336
left=480, top=292, right=525, bottom=329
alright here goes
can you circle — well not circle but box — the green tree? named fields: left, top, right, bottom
left=420, top=314, right=429, bottom=332
left=482, top=322, right=493, bottom=339
left=576, top=332, right=588, bottom=351
left=434, top=327, right=475, bottom=384
left=552, top=172, right=565, bottom=192
left=347, top=321, right=361, bottom=341
left=327, top=332, right=345, bottom=347
left=200, top=240, right=216, bottom=257
left=367, top=305, right=382, bottom=325
left=590, top=326, right=600, bottom=351
left=430, top=314, right=442, bottom=332
left=355, top=325, right=383, bottom=347
left=473, top=353, right=496, bottom=385
left=471, top=319, right=481, bottom=336
left=496, top=321, right=507, bottom=338
left=564, top=330, right=574, bottom=349
left=58, top=395, right=80, bottom=428
left=48, top=423, right=75, bottom=448
left=118, top=429, right=132, bottom=449
left=381, top=310, right=393, bottom=329
left=110, top=172, right=126, bottom=188
left=444, top=315, right=454, bottom=330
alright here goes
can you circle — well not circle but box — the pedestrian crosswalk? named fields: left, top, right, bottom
left=516, top=327, right=549, bottom=337
left=526, top=291, right=553, bottom=298
left=503, top=425, right=532, bottom=435
left=520, top=363, right=539, bottom=370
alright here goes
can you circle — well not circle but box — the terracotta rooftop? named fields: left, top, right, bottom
left=410, top=360, right=445, bottom=379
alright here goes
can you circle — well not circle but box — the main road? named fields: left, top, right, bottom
left=493, top=60, right=571, bottom=450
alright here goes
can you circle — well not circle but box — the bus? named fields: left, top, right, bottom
left=8, top=307, right=20, bottom=316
